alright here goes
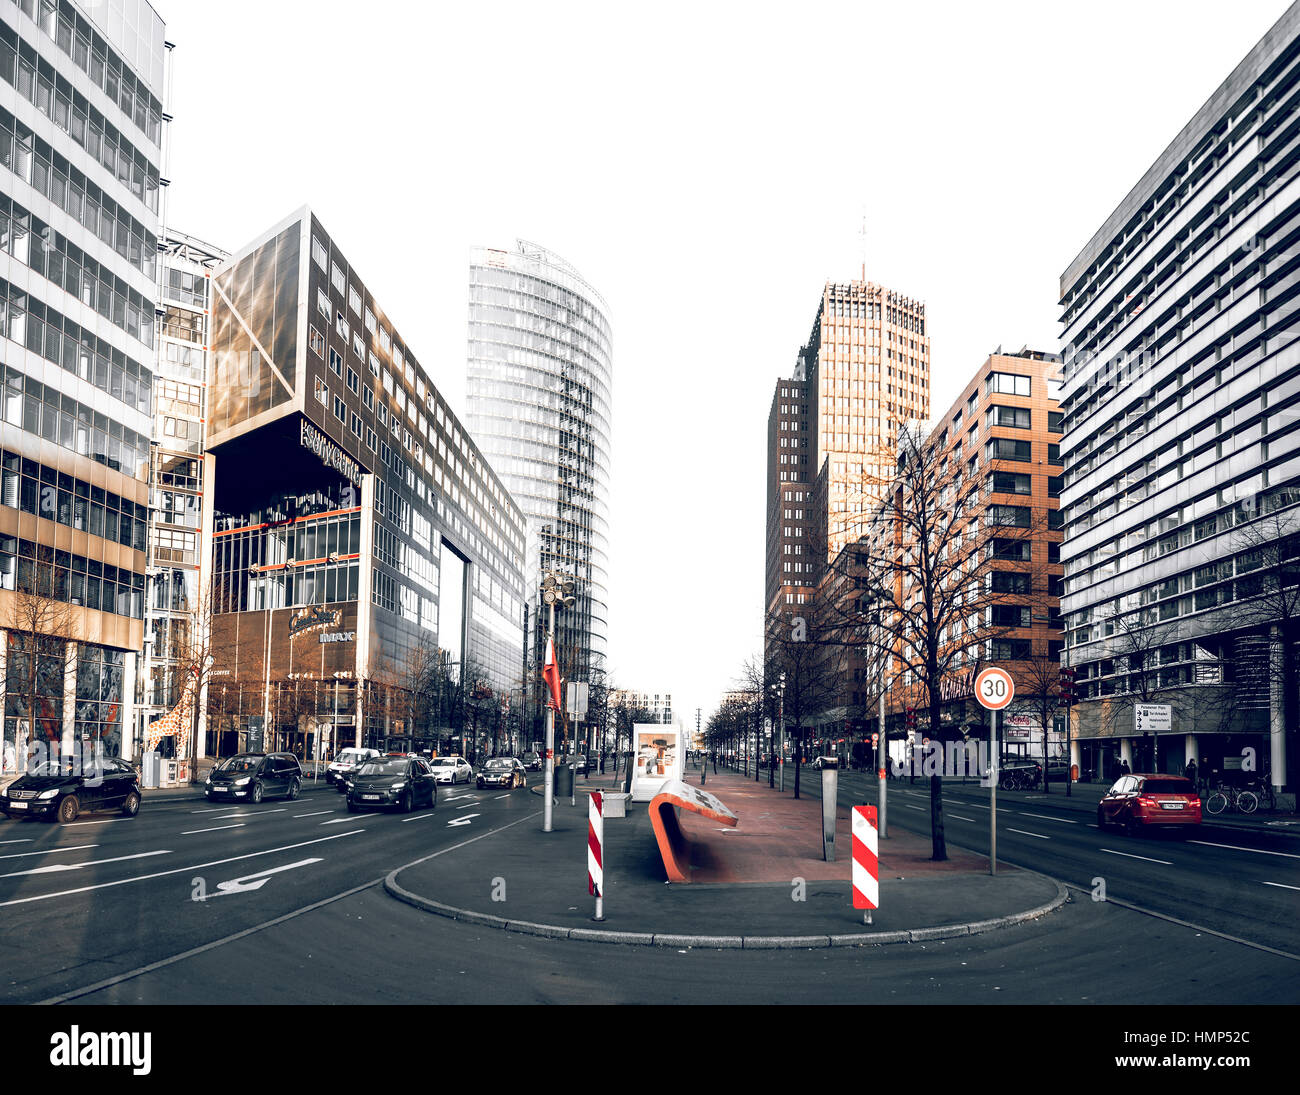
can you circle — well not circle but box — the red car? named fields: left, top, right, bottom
left=1097, top=774, right=1201, bottom=835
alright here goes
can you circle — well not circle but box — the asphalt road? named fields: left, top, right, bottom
left=754, top=766, right=1300, bottom=956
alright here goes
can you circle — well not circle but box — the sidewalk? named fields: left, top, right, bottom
left=384, top=766, right=1067, bottom=948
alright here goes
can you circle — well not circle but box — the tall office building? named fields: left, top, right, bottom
left=466, top=241, right=612, bottom=742
left=1058, top=6, right=1300, bottom=787
left=765, top=279, right=929, bottom=654
left=0, top=0, right=165, bottom=772
left=201, top=209, right=526, bottom=759
left=137, top=230, right=226, bottom=752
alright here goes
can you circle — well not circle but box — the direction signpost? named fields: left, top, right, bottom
left=975, top=666, right=1014, bottom=877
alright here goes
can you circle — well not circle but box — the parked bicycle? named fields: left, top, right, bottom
left=1204, top=783, right=1258, bottom=815
left=1244, top=778, right=1276, bottom=812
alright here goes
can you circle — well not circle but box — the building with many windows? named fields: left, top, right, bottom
left=137, top=230, right=226, bottom=754
left=0, top=0, right=166, bottom=773
left=200, top=208, right=526, bottom=761
left=1058, top=6, right=1300, bottom=789
left=466, top=241, right=612, bottom=746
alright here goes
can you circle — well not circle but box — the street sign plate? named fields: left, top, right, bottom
left=975, top=667, right=1015, bottom=711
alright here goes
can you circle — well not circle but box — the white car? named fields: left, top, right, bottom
left=429, top=755, right=473, bottom=784
left=327, top=747, right=383, bottom=786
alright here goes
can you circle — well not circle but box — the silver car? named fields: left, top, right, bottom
left=429, top=755, right=473, bottom=784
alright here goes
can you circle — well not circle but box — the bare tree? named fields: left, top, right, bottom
left=766, top=598, right=839, bottom=799
left=5, top=547, right=78, bottom=771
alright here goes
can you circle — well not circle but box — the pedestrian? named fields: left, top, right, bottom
left=711, top=749, right=717, bottom=775
left=1184, top=758, right=1197, bottom=786
left=1120, top=758, right=1131, bottom=775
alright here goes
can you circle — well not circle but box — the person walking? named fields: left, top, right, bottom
left=1120, top=758, right=1131, bottom=776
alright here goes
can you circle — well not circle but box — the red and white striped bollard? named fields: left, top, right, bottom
left=852, top=805, right=879, bottom=925
left=588, top=789, right=604, bottom=921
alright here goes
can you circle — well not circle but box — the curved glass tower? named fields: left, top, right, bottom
left=467, top=242, right=612, bottom=740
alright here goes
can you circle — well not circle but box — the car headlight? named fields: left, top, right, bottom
left=390, top=782, right=407, bottom=791
left=233, top=777, right=250, bottom=787
left=38, top=788, right=60, bottom=800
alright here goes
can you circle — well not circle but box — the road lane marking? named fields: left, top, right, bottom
left=495, top=794, right=510, bottom=800
left=181, top=824, right=246, bottom=836
left=0, top=830, right=365, bottom=909
left=196, top=858, right=323, bottom=900
left=320, top=818, right=354, bottom=825
left=1100, top=847, right=1172, bottom=865
left=401, top=812, right=439, bottom=823
left=1261, top=881, right=1300, bottom=891
left=1007, top=828, right=1049, bottom=840
left=0, top=844, right=97, bottom=860
left=456, top=802, right=478, bottom=809
left=901, top=805, right=924, bottom=811
left=39, top=813, right=543, bottom=1005
left=64, top=818, right=133, bottom=826
left=447, top=814, right=479, bottom=827
left=1188, top=840, right=1300, bottom=860
left=1018, top=812, right=1078, bottom=824
left=2, top=849, right=172, bottom=877
left=292, top=811, right=334, bottom=818
left=0, top=839, right=34, bottom=845
left=949, top=814, right=977, bottom=822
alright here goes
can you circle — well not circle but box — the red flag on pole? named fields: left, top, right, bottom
left=543, top=637, right=563, bottom=711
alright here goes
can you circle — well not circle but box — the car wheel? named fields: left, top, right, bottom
left=401, top=790, right=413, bottom=813
left=1096, top=806, right=1107, bottom=830
left=251, top=781, right=263, bottom=804
left=431, top=784, right=437, bottom=809
left=476, top=779, right=484, bottom=789
left=121, top=790, right=140, bottom=818
left=57, top=795, right=80, bottom=824
left=287, top=778, right=300, bottom=801
left=346, top=800, right=358, bottom=813
left=1124, top=812, right=1141, bottom=838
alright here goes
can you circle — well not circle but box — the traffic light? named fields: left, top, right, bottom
left=1059, top=666, right=1076, bottom=705
left=905, top=707, right=917, bottom=733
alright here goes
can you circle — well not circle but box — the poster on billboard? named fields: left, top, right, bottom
left=630, top=724, right=681, bottom=802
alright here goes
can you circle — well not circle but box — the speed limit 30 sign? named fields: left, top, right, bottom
left=975, top=667, right=1015, bottom=711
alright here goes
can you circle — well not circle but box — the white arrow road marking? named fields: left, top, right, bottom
left=0, top=844, right=97, bottom=861
left=3, top=849, right=172, bottom=877
left=182, top=824, right=246, bottom=836
left=0, top=829, right=365, bottom=908
left=1019, top=812, right=1078, bottom=824
left=1261, top=881, right=1300, bottom=891
left=1100, top=848, right=1172, bottom=865
left=447, top=814, right=479, bottom=827
left=1006, top=828, right=1049, bottom=840
left=197, top=858, right=323, bottom=900
left=1188, top=840, right=1300, bottom=859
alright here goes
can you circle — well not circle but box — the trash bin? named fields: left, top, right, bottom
left=555, top=762, right=574, bottom=798
left=621, top=752, right=634, bottom=794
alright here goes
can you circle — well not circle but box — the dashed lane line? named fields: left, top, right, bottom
left=1100, top=847, right=1172, bottom=866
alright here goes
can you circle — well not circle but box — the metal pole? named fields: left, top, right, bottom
left=990, top=707, right=998, bottom=876
left=878, top=685, right=887, bottom=838
left=543, top=599, right=555, bottom=833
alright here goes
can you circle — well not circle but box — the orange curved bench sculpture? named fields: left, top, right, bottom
left=649, top=779, right=738, bottom=883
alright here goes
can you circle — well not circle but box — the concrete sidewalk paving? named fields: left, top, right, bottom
left=385, top=767, right=1067, bottom=948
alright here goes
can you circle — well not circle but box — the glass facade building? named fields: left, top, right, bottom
left=202, top=209, right=526, bottom=761
left=466, top=242, right=612, bottom=743
left=0, top=0, right=166, bottom=772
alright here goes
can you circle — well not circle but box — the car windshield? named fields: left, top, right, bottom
left=26, top=762, right=74, bottom=777
left=431, top=758, right=457, bottom=767
left=217, top=756, right=261, bottom=773
left=485, top=759, right=511, bottom=770
left=356, top=759, right=408, bottom=777
left=1143, top=778, right=1193, bottom=793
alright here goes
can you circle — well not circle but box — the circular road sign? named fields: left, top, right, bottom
left=975, top=666, right=1015, bottom=711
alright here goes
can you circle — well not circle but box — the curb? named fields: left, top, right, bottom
left=382, top=863, right=1070, bottom=950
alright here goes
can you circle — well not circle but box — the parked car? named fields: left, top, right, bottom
left=327, top=747, right=383, bottom=787
left=477, top=757, right=527, bottom=789
left=428, top=755, right=473, bottom=784
left=346, top=756, right=437, bottom=813
left=0, top=757, right=141, bottom=822
left=205, top=753, right=302, bottom=803
left=1097, top=774, right=1201, bottom=835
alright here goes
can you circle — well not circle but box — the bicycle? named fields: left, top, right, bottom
left=1244, top=778, right=1276, bottom=812
left=1204, top=784, right=1258, bottom=816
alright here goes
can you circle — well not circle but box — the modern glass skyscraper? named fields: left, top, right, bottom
left=467, top=242, right=612, bottom=742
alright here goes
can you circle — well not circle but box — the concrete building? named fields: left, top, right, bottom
left=1058, top=5, right=1300, bottom=790
left=610, top=688, right=672, bottom=725
left=466, top=241, right=612, bottom=746
left=201, top=208, right=526, bottom=761
left=0, top=0, right=165, bottom=772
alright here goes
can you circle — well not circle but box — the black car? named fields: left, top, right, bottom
left=205, top=752, right=302, bottom=803
left=0, top=758, right=141, bottom=823
left=522, top=752, right=542, bottom=772
left=346, top=756, right=437, bottom=813
left=477, top=757, right=527, bottom=789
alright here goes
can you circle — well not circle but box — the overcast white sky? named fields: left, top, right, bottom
left=159, top=0, right=1291, bottom=731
